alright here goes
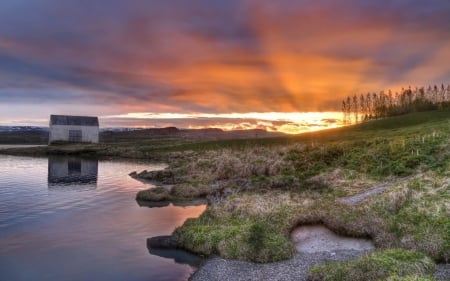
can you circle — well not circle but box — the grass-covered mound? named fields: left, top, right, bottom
left=173, top=171, right=449, bottom=263
left=172, top=111, right=450, bottom=265
left=136, top=184, right=211, bottom=201
left=132, top=110, right=450, bottom=203
left=307, top=249, right=436, bottom=281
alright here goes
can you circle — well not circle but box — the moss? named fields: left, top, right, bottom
left=173, top=203, right=296, bottom=262
left=307, top=249, right=436, bottom=281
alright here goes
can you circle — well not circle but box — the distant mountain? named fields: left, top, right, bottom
left=0, top=127, right=49, bottom=144
left=0, top=126, right=285, bottom=144
left=0, top=126, right=48, bottom=132
left=101, top=127, right=284, bottom=142
left=100, top=127, right=143, bottom=132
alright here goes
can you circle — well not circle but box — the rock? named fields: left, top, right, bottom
left=435, top=264, right=450, bottom=281
left=137, top=200, right=170, bottom=208
left=148, top=248, right=204, bottom=267
left=136, top=170, right=147, bottom=176
left=135, top=169, right=177, bottom=184
left=147, top=235, right=178, bottom=249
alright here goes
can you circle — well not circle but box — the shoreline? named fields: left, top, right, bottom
left=0, top=144, right=46, bottom=149
left=190, top=252, right=450, bottom=281
left=190, top=250, right=369, bottom=281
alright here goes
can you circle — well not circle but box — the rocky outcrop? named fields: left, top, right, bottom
left=129, top=169, right=177, bottom=184
left=134, top=174, right=256, bottom=204
left=147, top=235, right=178, bottom=249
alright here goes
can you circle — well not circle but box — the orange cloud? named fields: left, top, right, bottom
left=0, top=0, right=449, bottom=126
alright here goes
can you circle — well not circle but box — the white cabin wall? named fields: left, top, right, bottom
left=49, top=125, right=99, bottom=143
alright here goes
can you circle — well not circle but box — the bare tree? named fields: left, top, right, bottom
left=343, top=83, right=449, bottom=122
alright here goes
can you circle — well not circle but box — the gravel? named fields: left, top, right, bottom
left=291, top=225, right=374, bottom=253
left=190, top=253, right=450, bottom=281
left=435, top=264, right=450, bottom=281
left=190, top=250, right=368, bottom=281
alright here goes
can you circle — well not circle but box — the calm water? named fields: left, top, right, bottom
left=0, top=155, right=206, bottom=281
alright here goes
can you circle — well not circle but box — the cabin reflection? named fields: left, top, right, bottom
left=48, top=157, right=98, bottom=190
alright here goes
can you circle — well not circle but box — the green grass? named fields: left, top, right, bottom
left=172, top=170, right=449, bottom=263
left=307, top=249, right=436, bottom=281
left=174, top=204, right=296, bottom=263
left=2, top=110, right=449, bottom=157
left=162, top=111, right=450, bottom=198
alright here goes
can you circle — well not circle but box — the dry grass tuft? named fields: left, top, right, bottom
left=170, top=184, right=210, bottom=199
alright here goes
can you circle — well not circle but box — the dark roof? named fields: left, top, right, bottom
left=50, top=115, right=99, bottom=126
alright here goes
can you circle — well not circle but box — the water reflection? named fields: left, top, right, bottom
left=137, top=199, right=208, bottom=208
left=0, top=155, right=206, bottom=281
left=148, top=248, right=204, bottom=268
left=48, top=156, right=98, bottom=190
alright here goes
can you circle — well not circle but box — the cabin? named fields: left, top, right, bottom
left=49, top=115, right=99, bottom=144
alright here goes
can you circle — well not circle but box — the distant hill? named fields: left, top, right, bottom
left=0, top=126, right=48, bottom=132
left=0, top=127, right=48, bottom=144
left=0, top=126, right=285, bottom=144
left=100, top=127, right=284, bottom=143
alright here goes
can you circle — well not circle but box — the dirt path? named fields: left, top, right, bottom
left=337, top=175, right=419, bottom=205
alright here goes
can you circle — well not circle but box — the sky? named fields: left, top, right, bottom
left=0, top=0, right=449, bottom=133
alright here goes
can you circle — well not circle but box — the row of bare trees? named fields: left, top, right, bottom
left=342, top=84, right=450, bottom=123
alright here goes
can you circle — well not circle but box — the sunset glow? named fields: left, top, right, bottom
left=0, top=1, right=449, bottom=131
left=104, top=112, right=344, bottom=134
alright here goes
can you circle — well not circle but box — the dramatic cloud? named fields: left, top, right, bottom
left=0, top=0, right=449, bottom=131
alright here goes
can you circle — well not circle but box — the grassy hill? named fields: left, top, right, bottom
left=160, top=110, right=450, bottom=151
left=143, top=110, right=447, bottom=280
left=1, top=110, right=449, bottom=158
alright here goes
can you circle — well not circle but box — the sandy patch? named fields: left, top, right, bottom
left=291, top=225, right=375, bottom=253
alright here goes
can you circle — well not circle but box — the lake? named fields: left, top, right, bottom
left=0, top=155, right=206, bottom=281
